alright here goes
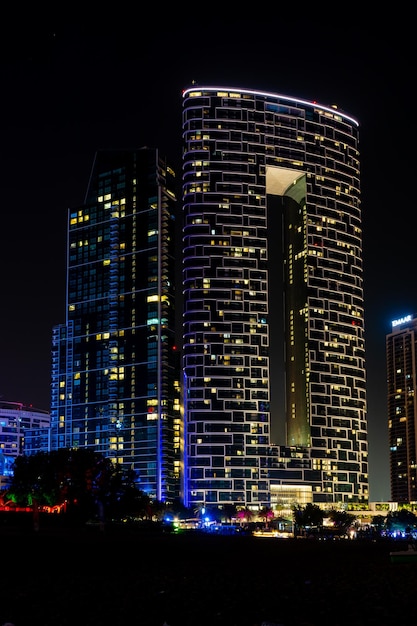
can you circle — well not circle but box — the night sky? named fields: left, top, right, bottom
left=1, top=11, right=414, bottom=501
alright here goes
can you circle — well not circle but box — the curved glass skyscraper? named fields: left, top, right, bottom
left=182, top=86, right=368, bottom=509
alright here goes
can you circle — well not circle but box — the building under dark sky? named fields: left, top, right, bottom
left=0, top=13, right=415, bottom=501
left=49, top=148, right=181, bottom=502
left=182, top=85, right=368, bottom=509
left=387, top=314, right=417, bottom=504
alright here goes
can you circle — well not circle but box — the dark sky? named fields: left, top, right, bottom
left=0, top=11, right=414, bottom=501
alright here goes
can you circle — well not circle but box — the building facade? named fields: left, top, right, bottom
left=182, top=86, right=368, bottom=510
left=0, top=401, right=51, bottom=485
left=49, top=148, right=181, bottom=503
left=387, top=314, right=417, bottom=504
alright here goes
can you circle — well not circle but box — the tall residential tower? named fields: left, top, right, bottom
left=387, top=314, right=417, bottom=504
left=182, top=86, right=368, bottom=509
left=50, top=148, right=181, bottom=503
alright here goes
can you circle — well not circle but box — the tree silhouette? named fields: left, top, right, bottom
left=236, top=506, right=254, bottom=525
left=8, top=448, right=126, bottom=525
left=386, top=508, right=417, bottom=536
left=257, top=506, right=274, bottom=528
left=292, top=503, right=324, bottom=535
left=326, top=509, right=356, bottom=535
left=220, top=503, right=238, bottom=523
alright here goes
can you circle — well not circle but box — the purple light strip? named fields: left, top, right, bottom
left=182, top=86, right=359, bottom=127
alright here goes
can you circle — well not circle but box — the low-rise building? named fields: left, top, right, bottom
left=0, top=401, right=50, bottom=483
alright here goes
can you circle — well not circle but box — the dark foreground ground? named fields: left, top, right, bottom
left=1, top=523, right=416, bottom=626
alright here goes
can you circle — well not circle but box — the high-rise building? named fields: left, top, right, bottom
left=182, top=85, right=368, bottom=510
left=49, top=148, right=181, bottom=503
left=387, top=313, right=417, bottom=504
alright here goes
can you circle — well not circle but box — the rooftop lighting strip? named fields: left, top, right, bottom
left=182, top=86, right=359, bottom=127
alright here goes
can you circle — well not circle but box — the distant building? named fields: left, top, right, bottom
left=0, top=401, right=50, bottom=484
left=387, top=314, right=417, bottom=503
left=49, top=148, right=181, bottom=503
